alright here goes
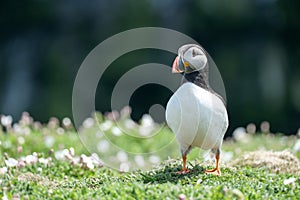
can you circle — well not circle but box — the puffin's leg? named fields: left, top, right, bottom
left=205, top=148, right=221, bottom=176
left=176, top=147, right=191, bottom=174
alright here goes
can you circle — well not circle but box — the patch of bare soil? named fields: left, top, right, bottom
left=229, top=150, right=300, bottom=174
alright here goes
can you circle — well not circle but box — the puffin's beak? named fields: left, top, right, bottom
left=172, top=56, right=185, bottom=73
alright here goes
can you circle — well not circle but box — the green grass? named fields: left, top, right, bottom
left=1, top=159, right=299, bottom=199
left=0, top=113, right=300, bottom=199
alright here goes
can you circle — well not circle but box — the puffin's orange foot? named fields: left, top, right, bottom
left=205, top=168, right=221, bottom=176
left=175, top=169, right=191, bottom=174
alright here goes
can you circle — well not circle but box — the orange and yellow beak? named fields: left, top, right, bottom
left=172, top=56, right=189, bottom=73
left=172, top=56, right=181, bottom=73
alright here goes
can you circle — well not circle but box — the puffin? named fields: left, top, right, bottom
left=166, top=44, right=229, bottom=176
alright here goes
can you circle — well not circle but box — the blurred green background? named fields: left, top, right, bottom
left=0, top=0, right=299, bottom=135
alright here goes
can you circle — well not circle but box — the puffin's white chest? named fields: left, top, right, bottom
left=166, top=82, right=228, bottom=152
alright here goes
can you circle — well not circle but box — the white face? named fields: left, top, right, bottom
left=181, top=46, right=207, bottom=72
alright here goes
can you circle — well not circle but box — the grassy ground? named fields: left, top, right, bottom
left=0, top=112, right=299, bottom=199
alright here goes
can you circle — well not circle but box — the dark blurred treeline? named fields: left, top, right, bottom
left=0, top=0, right=299, bottom=134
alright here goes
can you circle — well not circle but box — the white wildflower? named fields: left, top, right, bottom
left=284, top=177, right=296, bottom=185
left=124, top=119, right=136, bottom=129
left=1, top=115, right=13, bottom=127
left=63, top=149, right=72, bottom=160
left=71, top=157, right=80, bottom=165
left=111, top=126, right=122, bottom=136
left=260, top=121, right=270, bottom=133
left=139, top=126, right=153, bottom=136
left=55, top=150, right=65, bottom=160
left=91, top=153, right=103, bottom=166
left=139, top=115, right=156, bottom=136
left=134, top=155, right=145, bottom=167
left=80, top=154, right=95, bottom=169
left=232, top=127, right=248, bottom=142
left=141, top=114, right=154, bottom=127
left=20, top=112, right=33, bottom=126
left=106, top=110, right=119, bottom=121
left=69, top=147, right=75, bottom=157
left=80, top=154, right=89, bottom=163
left=5, top=158, right=18, bottom=167
left=0, top=167, right=8, bottom=175
left=83, top=118, right=94, bottom=129
left=17, top=161, right=25, bottom=168
left=120, top=106, right=131, bottom=118
left=48, top=117, right=59, bottom=129
left=17, top=137, right=25, bottom=145
left=38, top=158, right=49, bottom=165
left=119, top=163, right=130, bottom=172
left=117, top=151, right=128, bottom=163
left=86, top=162, right=94, bottom=170
left=149, top=155, right=160, bottom=164
left=56, top=127, right=65, bottom=135
left=25, top=154, right=37, bottom=164
left=246, top=123, right=256, bottom=134
left=99, top=120, right=113, bottom=131
left=44, top=135, right=55, bottom=148
left=62, top=117, right=72, bottom=128
left=97, top=140, right=110, bottom=153
left=178, top=194, right=186, bottom=200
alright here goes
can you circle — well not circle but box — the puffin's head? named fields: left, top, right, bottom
left=172, top=44, right=208, bottom=74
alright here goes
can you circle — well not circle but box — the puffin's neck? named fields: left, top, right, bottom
left=182, top=68, right=227, bottom=106
left=182, top=69, right=210, bottom=91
